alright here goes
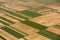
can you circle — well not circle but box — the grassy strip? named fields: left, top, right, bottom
left=9, top=26, right=28, bottom=35
left=1, top=26, right=25, bottom=39
left=19, top=10, right=42, bottom=18
left=21, top=20, right=47, bottom=30
left=37, top=30, right=60, bottom=40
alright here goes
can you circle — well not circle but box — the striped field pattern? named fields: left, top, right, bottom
left=0, top=0, right=60, bottom=40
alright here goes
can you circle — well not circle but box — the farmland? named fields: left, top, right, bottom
left=0, top=0, right=60, bottom=40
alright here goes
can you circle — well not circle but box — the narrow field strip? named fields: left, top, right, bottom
left=0, top=16, right=15, bottom=24
left=19, top=10, right=42, bottom=18
left=5, top=14, right=24, bottom=21
left=21, top=20, right=47, bottom=30
left=0, top=8, right=29, bottom=20
left=0, top=20, right=9, bottom=26
left=37, top=30, right=60, bottom=40
left=1, top=26, right=25, bottom=39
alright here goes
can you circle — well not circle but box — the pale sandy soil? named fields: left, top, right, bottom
left=1, top=2, right=28, bottom=11
left=0, top=23, right=4, bottom=28
left=25, top=33, right=51, bottom=40
left=37, top=9, right=54, bottom=15
left=11, top=22, right=39, bottom=34
left=0, top=14, right=12, bottom=25
left=0, top=38, right=3, bottom=40
left=0, top=0, right=7, bottom=2
left=2, top=15, right=19, bottom=22
left=0, top=33, right=11, bottom=40
left=30, top=13, right=60, bottom=27
left=0, top=10, right=6, bottom=16
left=37, top=8, right=51, bottom=12
left=18, top=1, right=43, bottom=8
left=46, top=27, right=60, bottom=35
left=18, top=38, right=25, bottom=40
left=0, top=29, right=18, bottom=40
left=7, top=13, right=25, bottom=21
left=46, top=3, right=60, bottom=11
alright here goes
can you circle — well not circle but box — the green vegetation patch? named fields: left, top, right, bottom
left=19, top=10, right=42, bottom=18
left=21, top=20, right=47, bottom=30
left=1, top=26, right=25, bottom=38
left=37, top=30, right=60, bottom=40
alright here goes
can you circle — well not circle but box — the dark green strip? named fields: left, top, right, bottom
left=1, top=26, right=24, bottom=38
left=21, top=20, right=47, bottom=30
left=9, top=26, right=28, bottom=35
left=19, top=10, right=42, bottom=18
left=37, top=30, right=60, bottom=40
